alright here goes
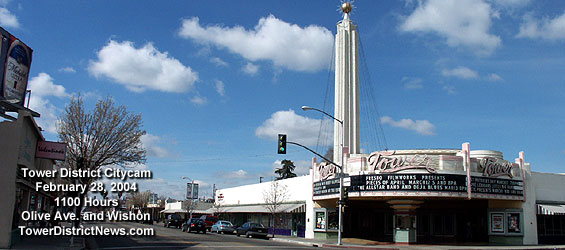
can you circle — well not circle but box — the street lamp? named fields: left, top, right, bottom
left=302, top=105, right=345, bottom=246
left=182, top=176, right=196, bottom=220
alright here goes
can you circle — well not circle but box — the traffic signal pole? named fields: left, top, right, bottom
left=277, top=133, right=345, bottom=245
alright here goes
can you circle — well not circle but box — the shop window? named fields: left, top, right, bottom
left=315, top=210, right=326, bottom=230
left=314, top=208, right=338, bottom=232
left=327, top=210, right=338, bottom=230
left=488, top=209, right=523, bottom=236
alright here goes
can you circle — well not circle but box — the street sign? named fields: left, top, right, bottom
left=343, top=177, right=351, bottom=187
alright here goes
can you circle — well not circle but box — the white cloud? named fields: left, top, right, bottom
left=141, top=133, right=170, bottom=158
left=255, top=109, right=333, bottom=147
left=0, top=7, right=19, bottom=29
left=401, top=0, right=501, bottom=56
left=442, top=66, right=479, bottom=79
left=215, top=80, right=225, bottom=96
left=517, top=12, right=565, bottom=41
left=59, top=67, right=76, bottom=73
left=380, top=116, right=436, bottom=136
left=210, top=57, right=228, bottom=67
left=230, top=170, right=249, bottom=179
left=190, top=95, right=207, bottom=105
left=28, top=73, right=70, bottom=98
left=402, top=77, right=423, bottom=89
left=178, top=15, right=334, bottom=72
left=88, top=40, right=198, bottom=93
left=27, top=73, right=71, bottom=134
left=242, top=62, right=259, bottom=75
left=486, top=73, right=504, bottom=82
left=443, top=85, right=457, bottom=95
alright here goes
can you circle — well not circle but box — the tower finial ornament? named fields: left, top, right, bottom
left=341, top=2, right=352, bottom=14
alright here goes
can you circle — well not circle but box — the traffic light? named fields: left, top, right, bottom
left=277, top=134, right=286, bottom=154
left=342, top=186, right=349, bottom=203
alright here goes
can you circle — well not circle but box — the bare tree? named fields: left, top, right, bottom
left=213, top=199, right=225, bottom=219
left=57, top=95, right=146, bottom=226
left=262, top=181, right=289, bottom=238
left=183, top=199, right=197, bottom=219
left=126, top=191, right=151, bottom=211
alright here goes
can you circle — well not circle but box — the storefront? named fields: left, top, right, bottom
left=0, top=110, right=56, bottom=248
left=215, top=175, right=313, bottom=238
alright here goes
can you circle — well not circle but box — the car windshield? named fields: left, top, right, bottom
left=250, top=223, right=263, bottom=228
left=221, top=221, right=233, bottom=226
left=170, top=214, right=181, bottom=220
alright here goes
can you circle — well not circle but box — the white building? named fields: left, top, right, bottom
left=215, top=174, right=313, bottom=237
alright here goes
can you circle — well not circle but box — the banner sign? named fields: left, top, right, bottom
left=0, top=27, right=33, bottom=106
left=313, top=177, right=340, bottom=196
left=313, top=174, right=523, bottom=197
left=35, top=141, right=66, bottom=161
left=186, top=183, right=199, bottom=200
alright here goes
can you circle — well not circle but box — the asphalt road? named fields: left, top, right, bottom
left=85, top=221, right=324, bottom=250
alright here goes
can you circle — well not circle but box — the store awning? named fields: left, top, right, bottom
left=537, top=204, right=565, bottom=215
left=222, top=203, right=305, bottom=214
left=160, top=208, right=187, bottom=214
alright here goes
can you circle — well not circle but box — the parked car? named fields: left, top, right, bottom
left=211, top=220, right=235, bottom=234
left=164, top=214, right=183, bottom=228
left=236, top=222, right=268, bottom=238
left=182, top=218, right=206, bottom=234
left=199, top=215, right=219, bottom=232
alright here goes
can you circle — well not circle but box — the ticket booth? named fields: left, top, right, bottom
left=389, top=200, right=422, bottom=244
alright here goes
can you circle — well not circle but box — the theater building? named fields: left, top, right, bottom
left=310, top=3, right=565, bottom=245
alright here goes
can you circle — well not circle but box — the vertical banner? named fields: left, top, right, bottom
left=0, top=27, right=33, bottom=106
left=186, top=183, right=199, bottom=200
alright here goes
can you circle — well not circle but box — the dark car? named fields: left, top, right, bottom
left=236, top=222, right=268, bottom=238
left=164, top=214, right=183, bottom=228
left=182, top=218, right=206, bottom=234
left=199, top=215, right=219, bottom=232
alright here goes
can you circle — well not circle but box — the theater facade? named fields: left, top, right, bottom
left=311, top=146, right=539, bottom=245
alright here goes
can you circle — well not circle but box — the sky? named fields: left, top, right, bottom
left=1, top=0, right=565, bottom=200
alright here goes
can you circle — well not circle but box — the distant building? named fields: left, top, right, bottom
left=215, top=175, right=312, bottom=237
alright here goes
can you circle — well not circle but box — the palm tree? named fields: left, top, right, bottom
left=275, top=159, right=297, bottom=180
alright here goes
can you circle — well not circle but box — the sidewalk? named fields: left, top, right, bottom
left=11, top=236, right=84, bottom=250
left=10, top=222, right=85, bottom=250
left=270, top=236, right=565, bottom=250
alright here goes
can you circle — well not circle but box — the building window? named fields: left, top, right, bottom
left=315, top=211, right=326, bottom=230
left=327, top=210, right=338, bottom=230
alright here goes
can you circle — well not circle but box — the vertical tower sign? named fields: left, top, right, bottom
left=0, top=27, right=33, bottom=107
left=334, top=6, right=360, bottom=166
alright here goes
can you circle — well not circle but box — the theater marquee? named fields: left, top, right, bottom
left=313, top=148, right=525, bottom=201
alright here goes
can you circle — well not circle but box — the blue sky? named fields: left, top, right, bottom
left=2, top=0, right=565, bottom=199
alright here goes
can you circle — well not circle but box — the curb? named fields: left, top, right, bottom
left=322, top=244, right=398, bottom=250
left=269, top=237, right=323, bottom=247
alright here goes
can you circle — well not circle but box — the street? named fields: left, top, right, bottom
left=85, top=222, right=325, bottom=250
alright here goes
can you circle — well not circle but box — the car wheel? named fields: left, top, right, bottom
left=202, top=230, right=206, bottom=234
left=236, top=232, right=240, bottom=237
